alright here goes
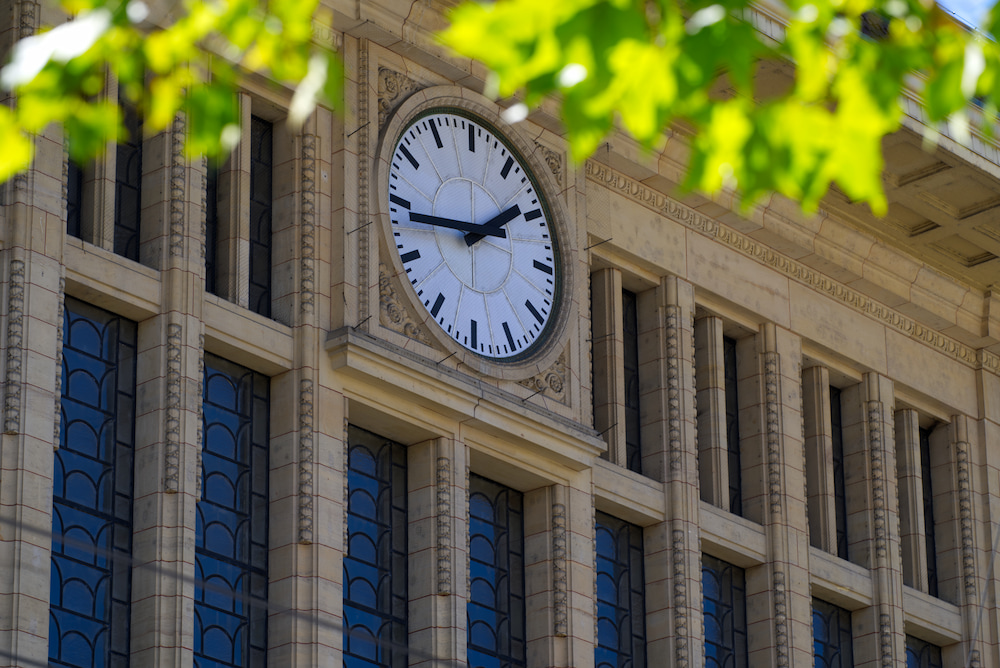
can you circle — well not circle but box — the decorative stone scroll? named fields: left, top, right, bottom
left=534, top=142, right=563, bottom=186
left=377, top=68, right=421, bottom=130
left=163, top=323, right=183, bottom=492
left=169, top=115, right=186, bottom=258
left=298, top=379, right=315, bottom=544
left=517, top=351, right=568, bottom=404
left=552, top=502, right=568, bottom=636
left=301, top=134, right=317, bottom=316
left=379, top=262, right=433, bottom=345
left=436, top=456, right=452, bottom=595
left=4, top=259, right=25, bottom=434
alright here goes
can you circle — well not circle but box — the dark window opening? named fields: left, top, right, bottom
left=830, top=386, right=848, bottom=560
left=812, top=598, right=853, bottom=668
left=919, top=427, right=939, bottom=598
left=623, top=289, right=641, bottom=474
left=723, top=336, right=742, bottom=516
left=114, top=101, right=142, bottom=261
left=703, top=554, right=748, bottom=668
left=249, top=116, right=272, bottom=317
left=595, top=512, right=646, bottom=668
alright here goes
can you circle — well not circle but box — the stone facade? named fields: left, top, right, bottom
left=1, top=0, right=1000, bottom=666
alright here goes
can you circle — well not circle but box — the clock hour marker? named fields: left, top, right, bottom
left=401, top=250, right=421, bottom=263
left=533, top=260, right=553, bottom=275
left=501, top=157, right=514, bottom=179
left=524, top=209, right=542, bottom=221
left=399, top=145, right=419, bottom=170
left=525, top=300, right=545, bottom=325
left=502, top=322, right=516, bottom=350
left=429, top=119, right=443, bottom=149
left=431, top=293, right=445, bottom=317
left=389, top=194, right=411, bottom=209
left=468, top=124, right=475, bottom=152
left=471, top=320, right=478, bottom=348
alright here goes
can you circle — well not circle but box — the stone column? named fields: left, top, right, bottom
left=975, top=364, right=1000, bottom=666
left=894, top=409, right=929, bottom=592
left=841, top=373, right=904, bottom=668
left=638, top=276, right=702, bottom=667
left=590, top=268, right=625, bottom=465
left=129, top=114, right=201, bottom=666
left=694, top=316, right=727, bottom=508
left=802, top=366, right=838, bottom=553
left=408, top=437, right=469, bottom=668
left=934, top=415, right=989, bottom=667
left=0, top=6, right=69, bottom=655
left=742, top=324, right=811, bottom=667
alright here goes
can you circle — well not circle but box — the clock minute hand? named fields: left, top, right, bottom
left=409, top=212, right=507, bottom=238
left=464, top=205, right=522, bottom=247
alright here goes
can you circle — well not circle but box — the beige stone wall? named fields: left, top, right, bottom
left=2, top=0, right=1000, bottom=666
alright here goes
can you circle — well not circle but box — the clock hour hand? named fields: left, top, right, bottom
left=464, top=205, right=522, bottom=247
left=409, top=212, right=507, bottom=239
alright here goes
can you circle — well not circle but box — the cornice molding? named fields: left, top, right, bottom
left=585, top=160, right=996, bottom=372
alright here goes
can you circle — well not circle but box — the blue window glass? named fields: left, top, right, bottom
left=114, top=100, right=142, bottom=261
left=906, top=635, right=943, bottom=668
left=812, top=598, right=852, bottom=668
left=723, top=336, right=742, bottom=516
left=50, top=298, right=137, bottom=668
left=622, top=289, right=642, bottom=474
left=918, top=427, right=938, bottom=597
left=67, top=158, right=84, bottom=239
left=468, top=474, right=525, bottom=668
left=205, top=161, right=220, bottom=295
left=830, top=386, right=848, bottom=560
left=344, top=425, right=408, bottom=668
left=595, top=511, right=646, bottom=668
left=703, top=554, right=747, bottom=668
left=249, top=116, right=272, bottom=317
left=195, top=355, right=269, bottom=668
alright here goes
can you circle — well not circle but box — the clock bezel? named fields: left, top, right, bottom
left=375, top=88, right=573, bottom=380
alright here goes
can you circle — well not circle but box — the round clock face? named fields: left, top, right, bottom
left=387, top=111, right=559, bottom=360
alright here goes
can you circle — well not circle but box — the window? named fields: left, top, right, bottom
left=114, top=101, right=143, bottom=261
left=204, top=110, right=274, bottom=319
left=248, top=116, right=273, bottom=317
left=344, top=426, right=408, bottom=668
left=49, top=298, right=137, bottom=668
left=919, top=427, right=939, bottom=597
left=595, top=512, right=646, bottom=668
left=66, top=159, right=84, bottom=239
left=812, top=599, right=853, bottom=668
left=195, top=355, right=269, bottom=668
left=468, top=474, right=525, bottom=668
left=905, top=635, right=943, bottom=668
left=723, top=336, right=742, bottom=515
left=829, top=386, right=848, bottom=559
left=622, top=289, right=641, bottom=474
left=702, top=554, right=747, bottom=668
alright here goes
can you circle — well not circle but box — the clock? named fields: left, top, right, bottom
left=383, top=109, right=561, bottom=362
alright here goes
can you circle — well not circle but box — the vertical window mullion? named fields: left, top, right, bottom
left=918, top=427, right=939, bottom=598
left=205, top=161, right=220, bottom=295
left=830, top=386, right=849, bottom=560
left=723, top=336, right=742, bottom=516
left=622, top=289, right=641, bottom=474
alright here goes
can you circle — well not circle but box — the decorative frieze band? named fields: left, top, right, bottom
left=585, top=161, right=988, bottom=371
left=3, top=258, right=25, bottom=434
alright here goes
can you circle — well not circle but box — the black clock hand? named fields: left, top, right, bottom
left=409, top=212, right=507, bottom=239
left=464, top=205, right=522, bottom=247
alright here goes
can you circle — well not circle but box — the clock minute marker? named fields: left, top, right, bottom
left=390, top=194, right=411, bottom=209
left=525, top=300, right=545, bottom=325
left=431, top=293, right=445, bottom=318
left=429, top=118, right=444, bottom=149
left=533, top=260, right=553, bottom=275
left=399, top=145, right=419, bottom=170
left=501, top=157, right=514, bottom=179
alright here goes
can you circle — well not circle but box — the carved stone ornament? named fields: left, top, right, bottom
left=552, top=503, right=568, bottom=636
left=379, top=262, right=433, bottom=346
left=534, top=142, right=563, bottom=186
left=298, top=378, right=315, bottom=544
left=3, top=258, right=25, bottom=434
left=164, top=322, right=183, bottom=493
left=517, top=351, right=568, bottom=404
left=436, top=456, right=452, bottom=595
left=377, top=68, right=421, bottom=130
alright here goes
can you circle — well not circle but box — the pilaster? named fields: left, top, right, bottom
left=694, top=315, right=727, bottom=508
left=641, top=275, right=701, bottom=667
left=590, top=268, right=624, bottom=465
left=842, top=373, right=904, bottom=668
left=743, top=324, right=811, bottom=667
left=408, top=437, right=469, bottom=667
left=802, top=365, right=837, bottom=553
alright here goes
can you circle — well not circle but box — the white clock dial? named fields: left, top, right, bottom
left=387, top=111, right=559, bottom=360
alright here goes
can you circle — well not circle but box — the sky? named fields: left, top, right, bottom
left=939, top=0, right=993, bottom=27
